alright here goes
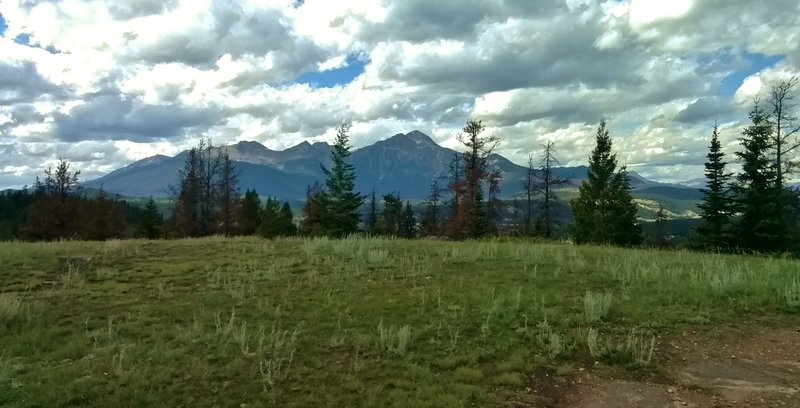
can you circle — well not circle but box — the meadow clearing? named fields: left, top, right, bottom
left=0, top=237, right=798, bottom=407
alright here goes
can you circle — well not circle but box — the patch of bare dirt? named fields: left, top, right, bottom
left=535, top=320, right=800, bottom=407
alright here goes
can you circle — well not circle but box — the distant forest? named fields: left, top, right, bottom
left=1, top=77, right=799, bottom=255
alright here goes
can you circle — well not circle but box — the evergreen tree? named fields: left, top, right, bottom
left=173, top=147, right=203, bottom=237
left=321, top=124, right=364, bottom=237
left=608, top=168, right=643, bottom=246
left=239, top=189, right=262, bottom=236
left=421, top=180, right=443, bottom=237
left=468, top=184, right=490, bottom=239
left=216, top=151, right=240, bottom=236
left=84, top=186, right=126, bottom=240
left=299, top=182, right=326, bottom=237
left=259, top=199, right=296, bottom=238
left=571, top=120, right=641, bottom=246
left=259, top=198, right=283, bottom=238
left=486, top=170, right=503, bottom=235
left=138, top=197, right=163, bottom=239
left=735, top=101, right=785, bottom=252
left=378, top=193, right=403, bottom=236
left=280, top=202, right=297, bottom=236
left=401, top=201, right=416, bottom=239
left=448, top=120, right=500, bottom=239
left=695, top=125, right=734, bottom=250
left=364, top=188, right=378, bottom=234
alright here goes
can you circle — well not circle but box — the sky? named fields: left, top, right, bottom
left=1, top=0, right=799, bottom=189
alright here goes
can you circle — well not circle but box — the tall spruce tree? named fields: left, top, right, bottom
left=259, top=199, right=296, bottom=238
left=300, top=182, right=326, bottom=237
left=378, top=193, right=403, bottom=236
left=695, top=125, right=734, bottom=250
left=239, top=189, right=262, bottom=236
left=138, top=197, right=163, bottom=239
left=216, top=151, right=240, bottom=236
left=321, top=124, right=364, bottom=237
left=421, top=180, right=443, bottom=236
left=571, top=119, right=641, bottom=245
left=364, top=188, right=378, bottom=234
left=401, top=201, right=416, bottom=239
left=735, top=101, right=785, bottom=252
left=608, top=167, right=642, bottom=245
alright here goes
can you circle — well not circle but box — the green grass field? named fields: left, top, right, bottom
left=1, top=237, right=798, bottom=407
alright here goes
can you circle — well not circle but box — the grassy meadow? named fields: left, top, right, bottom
left=0, top=237, right=799, bottom=407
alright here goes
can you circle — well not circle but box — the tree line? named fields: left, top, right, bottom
left=2, top=76, right=798, bottom=254
left=693, top=77, right=800, bottom=254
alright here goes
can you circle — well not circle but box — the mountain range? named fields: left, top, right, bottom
left=86, top=131, right=703, bottom=204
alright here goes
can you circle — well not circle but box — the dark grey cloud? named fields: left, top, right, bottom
left=0, top=103, right=48, bottom=135
left=365, top=0, right=493, bottom=43
left=360, top=0, right=567, bottom=45
left=675, top=97, right=736, bottom=124
left=0, top=62, right=64, bottom=106
left=373, top=8, right=647, bottom=95
left=54, top=93, right=224, bottom=142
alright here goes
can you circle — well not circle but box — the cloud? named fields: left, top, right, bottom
left=0, top=61, right=63, bottom=105
left=675, top=97, right=736, bottom=124
left=53, top=93, right=224, bottom=142
left=0, top=0, right=800, bottom=187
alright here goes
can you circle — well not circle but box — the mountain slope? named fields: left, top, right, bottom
left=86, top=131, right=697, bottom=205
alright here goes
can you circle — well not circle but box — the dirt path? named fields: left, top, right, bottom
left=536, top=321, right=800, bottom=407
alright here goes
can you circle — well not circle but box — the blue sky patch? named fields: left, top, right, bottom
left=0, top=14, right=6, bottom=36
left=721, top=52, right=783, bottom=96
left=296, top=55, right=367, bottom=88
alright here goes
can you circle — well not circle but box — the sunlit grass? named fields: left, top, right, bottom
left=0, top=237, right=797, bottom=406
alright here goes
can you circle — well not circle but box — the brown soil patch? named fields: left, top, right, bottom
left=536, top=320, right=800, bottom=407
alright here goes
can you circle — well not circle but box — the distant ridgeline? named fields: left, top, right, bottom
left=3, top=112, right=799, bottom=255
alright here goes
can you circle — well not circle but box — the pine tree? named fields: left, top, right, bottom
left=364, top=188, right=378, bottom=234
left=138, top=197, right=163, bottom=239
left=401, top=201, right=416, bottom=239
left=85, top=186, right=125, bottom=240
left=300, top=182, right=326, bottom=237
left=173, top=147, right=203, bottom=237
left=259, top=198, right=283, bottom=238
left=468, top=184, right=490, bottom=239
left=449, top=120, right=500, bottom=239
left=216, top=151, right=240, bottom=236
left=486, top=170, right=503, bottom=235
left=421, top=180, right=443, bottom=237
left=735, top=101, right=785, bottom=252
left=608, top=168, right=642, bottom=245
left=571, top=120, right=641, bottom=246
left=321, top=124, right=364, bottom=237
left=259, top=199, right=296, bottom=238
left=280, top=202, right=297, bottom=236
left=239, top=189, right=262, bottom=236
left=695, top=125, right=734, bottom=250
left=378, top=193, right=403, bottom=236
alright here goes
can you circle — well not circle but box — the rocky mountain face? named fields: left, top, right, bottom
left=86, top=130, right=687, bottom=201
